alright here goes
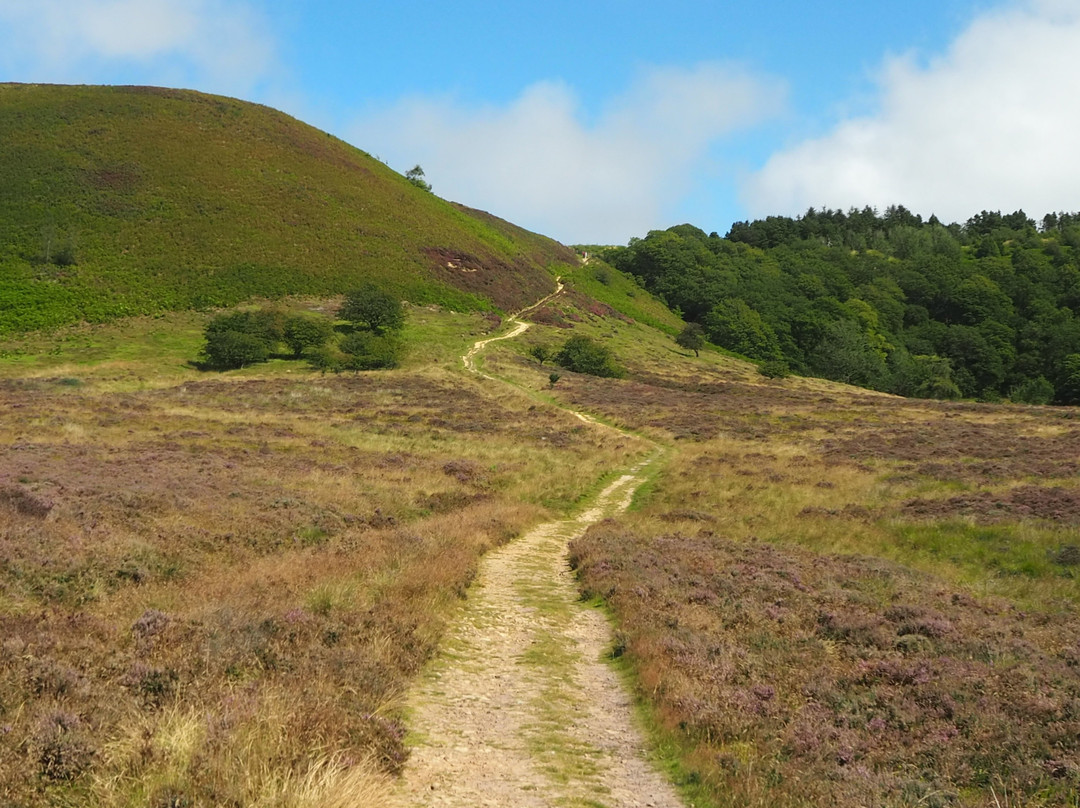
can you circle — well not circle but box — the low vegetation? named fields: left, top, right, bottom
left=0, top=304, right=648, bottom=807
left=7, top=86, right=1080, bottom=805
left=513, top=299, right=1080, bottom=806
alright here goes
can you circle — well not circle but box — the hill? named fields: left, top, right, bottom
left=0, top=84, right=575, bottom=334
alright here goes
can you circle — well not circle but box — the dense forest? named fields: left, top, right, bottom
left=604, top=206, right=1080, bottom=404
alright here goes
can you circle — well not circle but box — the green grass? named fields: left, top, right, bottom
left=560, top=260, right=684, bottom=333
left=0, top=84, right=573, bottom=335
left=884, top=520, right=1080, bottom=606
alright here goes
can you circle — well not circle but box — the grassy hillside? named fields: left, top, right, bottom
left=0, top=83, right=575, bottom=334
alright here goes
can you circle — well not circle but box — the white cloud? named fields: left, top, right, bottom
left=0, top=0, right=276, bottom=95
left=743, top=0, right=1080, bottom=222
left=349, top=64, right=786, bottom=244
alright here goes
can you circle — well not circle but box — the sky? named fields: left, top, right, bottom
left=2, top=0, right=1079, bottom=244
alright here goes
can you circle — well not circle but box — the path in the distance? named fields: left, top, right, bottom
left=392, top=284, right=681, bottom=808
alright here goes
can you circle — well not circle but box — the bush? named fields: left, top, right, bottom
left=1009, top=375, right=1055, bottom=405
left=339, top=284, right=404, bottom=334
left=758, top=359, right=790, bottom=379
left=283, top=313, right=334, bottom=358
left=554, top=335, right=624, bottom=378
left=339, top=331, right=402, bottom=370
left=203, top=329, right=270, bottom=369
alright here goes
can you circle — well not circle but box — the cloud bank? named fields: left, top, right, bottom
left=350, top=64, right=786, bottom=244
left=742, top=0, right=1080, bottom=222
left=0, top=0, right=276, bottom=95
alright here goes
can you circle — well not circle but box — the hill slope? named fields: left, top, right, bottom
left=0, top=84, right=574, bottom=334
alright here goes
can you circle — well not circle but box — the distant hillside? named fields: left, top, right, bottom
left=0, top=84, right=575, bottom=334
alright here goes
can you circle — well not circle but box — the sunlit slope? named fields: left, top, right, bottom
left=0, top=84, right=573, bottom=333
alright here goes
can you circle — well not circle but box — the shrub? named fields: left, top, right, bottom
left=1009, top=375, right=1055, bottom=405
left=758, top=359, right=790, bottom=379
left=34, top=712, right=93, bottom=781
left=339, top=284, right=404, bottom=334
left=554, top=335, right=624, bottom=378
left=202, top=329, right=269, bottom=369
left=339, top=331, right=402, bottom=370
left=283, top=313, right=334, bottom=358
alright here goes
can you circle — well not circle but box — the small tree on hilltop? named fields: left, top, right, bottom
left=339, top=283, right=405, bottom=334
left=676, top=323, right=705, bottom=357
left=405, top=165, right=432, bottom=192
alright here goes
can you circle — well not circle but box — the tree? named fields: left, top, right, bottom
left=405, top=165, right=432, bottom=192
left=529, top=344, right=553, bottom=365
left=554, top=335, right=624, bottom=378
left=201, top=309, right=285, bottom=369
left=203, top=329, right=269, bottom=369
left=1057, top=354, right=1080, bottom=404
left=675, top=323, right=705, bottom=356
left=283, top=314, right=334, bottom=358
left=339, top=331, right=402, bottom=370
left=339, top=284, right=405, bottom=334
left=703, top=299, right=782, bottom=361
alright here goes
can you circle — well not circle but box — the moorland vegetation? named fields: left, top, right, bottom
left=4, top=81, right=1080, bottom=808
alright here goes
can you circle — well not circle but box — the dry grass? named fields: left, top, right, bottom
left=505, top=303, right=1080, bottom=806
left=0, top=314, right=646, bottom=807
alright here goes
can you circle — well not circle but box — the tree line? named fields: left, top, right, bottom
left=604, top=207, right=1080, bottom=404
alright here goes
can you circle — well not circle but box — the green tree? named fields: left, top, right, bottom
left=703, top=299, right=782, bottom=361
left=202, top=309, right=287, bottom=369
left=404, top=165, right=432, bottom=192
left=339, top=330, right=402, bottom=370
left=1057, top=354, right=1080, bottom=404
left=554, top=335, right=624, bottom=378
left=1009, top=376, right=1055, bottom=405
left=203, top=329, right=269, bottom=369
left=283, top=314, right=334, bottom=358
left=339, top=284, right=405, bottom=334
left=809, top=319, right=887, bottom=387
left=675, top=323, right=706, bottom=356
left=529, top=344, right=553, bottom=365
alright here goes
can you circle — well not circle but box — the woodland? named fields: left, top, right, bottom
left=604, top=207, right=1080, bottom=403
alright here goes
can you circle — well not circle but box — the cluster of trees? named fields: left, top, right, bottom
left=530, top=335, right=625, bottom=379
left=604, top=207, right=1080, bottom=403
left=201, top=283, right=405, bottom=371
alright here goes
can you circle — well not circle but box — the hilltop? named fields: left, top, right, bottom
left=0, top=84, right=574, bottom=334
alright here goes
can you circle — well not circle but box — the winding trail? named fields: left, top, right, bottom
left=393, top=284, right=681, bottom=807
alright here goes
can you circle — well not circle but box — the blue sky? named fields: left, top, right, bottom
left=2, top=0, right=1079, bottom=243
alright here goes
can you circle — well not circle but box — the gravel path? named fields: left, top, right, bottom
left=393, top=303, right=682, bottom=807
left=392, top=464, right=683, bottom=808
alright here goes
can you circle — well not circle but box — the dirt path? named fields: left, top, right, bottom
left=394, top=298, right=682, bottom=807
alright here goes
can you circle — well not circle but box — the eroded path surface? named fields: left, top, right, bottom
left=393, top=462, right=682, bottom=808
left=394, top=299, right=682, bottom=807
